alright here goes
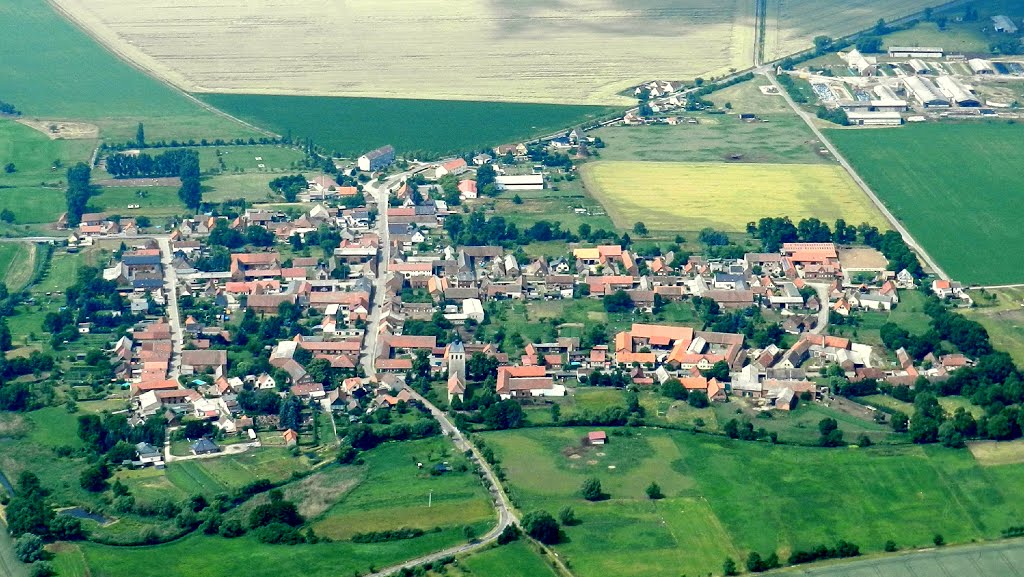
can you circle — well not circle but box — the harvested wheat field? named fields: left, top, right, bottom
left=51, top=0, right=755, bottom=105
left=582, top=160, right=888, bottom=232
left=763, top=0, right=939, bottom=61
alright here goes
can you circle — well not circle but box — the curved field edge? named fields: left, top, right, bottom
left=197, top=93, right=621, bottom=158
left=827, top=123, right=1024, bottom=286
left=580, top=160, right=889, bottom=232
left=482, top=426, right=1024, bottom=577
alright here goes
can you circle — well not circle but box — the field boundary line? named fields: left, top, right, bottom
left=43, top=0, right=278, bottom=139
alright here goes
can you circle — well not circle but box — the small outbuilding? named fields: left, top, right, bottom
left=587, top=431, right=608, bottom=445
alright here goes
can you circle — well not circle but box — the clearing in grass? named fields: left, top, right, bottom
left=484, top=426, right=1024, bottom=577
left=828, top=122, right=1024, bottom=285
left=582, top=160, right=887, bottom=232
left=0, top=0, right=260, bottom=142
left=57, top=0, right=754, bottom=105
left=200, top=94, right=620, bottom=158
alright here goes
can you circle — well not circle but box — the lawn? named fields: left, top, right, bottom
left=203, top=173, right=288, bottom=204
left=0, top=243, right=36, bottom=292
left=60, top=0, right=754, bottom=105
left=90, top=186, right=184, bottom=218
left=485, top=175, right=616, bottom=234
left=0, top=0, right=260, bottom=142
left=199, top=94, right=620, bottom=158
left=312, top=438, right=494, bottom=539
left=828, top=122, right=1024, bottom=285
left=0, top=120, right=97, bottom=225
left=582, top=160, right=888, bottom=232
left=484, top=426, right=1024, bottom=577
left=164, top=449, right=311, bottom=495
left=591, top=112, right=831, bottom=165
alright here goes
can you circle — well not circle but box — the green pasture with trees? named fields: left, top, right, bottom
left=482, top=426, right=1024, bottom=577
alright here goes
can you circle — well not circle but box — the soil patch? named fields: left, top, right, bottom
left=95, top=177, right=181, bottom=187
left=16, top=118, right=99, bottom=140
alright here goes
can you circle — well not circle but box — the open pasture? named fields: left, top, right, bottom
left=582, top=160, right=887, bottom=232
left=484, top=426, right=1024, bottom=577
left=964, top=289, right=1024, bottom=366
left=0, top=0, right=260, bottom=142
left=0, top=243, right=36, bottom=293
left=828, top=122, right=1024, bottom=285
left=56, top=0, right=755, bottom=106
left=763, top=0, right=941, bottom=62
left=201, top=94, right=619, bottom=158
left=459, top=541, right=560, bottom=577
left=312, top=438, right=494, bottom=539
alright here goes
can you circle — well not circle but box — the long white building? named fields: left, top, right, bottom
left=903, top=76, right=949, bottom=108
left=934, top=76, right=980, bottom=107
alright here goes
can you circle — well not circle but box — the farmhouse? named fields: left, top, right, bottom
left=902, top=76, right=949, bottom=108
left=846, top=111, right=903, bottom=126
left=495, top=174, right=544, bottom=191
left=435, top=158, right=468, bottom=179
left=992, top=15, right=1019, bottom=34
left=888, top=47, right=943, bottom=58
left=358, top=145, right=396, bottom=172
left=495, top=365, right=564, bottom=399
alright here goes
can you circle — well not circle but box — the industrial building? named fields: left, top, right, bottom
left=888, top=47, right=943, bottom=58
left=846, top=111, right=903, bottom=126
left=494, top=174, right=544, bottom=191
left=934, top=75, right=980, bottom=107
left=902, top=76, right=950, bottom=108
left=968, top=58, right=996, bottom=75
left=907, top=59, right=930, bottom=74
left=840, top=49, right=877, bottom=76
left=992, top=15, right=1019, bottom=34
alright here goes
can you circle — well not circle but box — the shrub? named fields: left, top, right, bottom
left=579, top=477, right=606, bottom=501
left=558, top=506, right=579, bottom=526
left=496, top=524, right=520, bottom=545
left=219, top=519, right=246, bottom=538
left=30, top=562, right=55, bottom=577
left=15, top=533, right=44, bottom=563
left=254, top=522, right=305, bottom=545
left=645, top=482, right=664, bottom=500
left=351, top=528, right=425, bottom=543
left=884, top=540, right=898, bottom=552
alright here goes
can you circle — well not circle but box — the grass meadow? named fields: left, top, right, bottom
left=0, top=0, right=260, bottom=142
left=0, top=120, right=96, bottom=225
left=0, top=243, right=36, bottom=293
left=458, top=541, right=560, bottom=577
left=964, top=289, right=1024, bottom=366
left=829, top=123, right=1024, bottom=285
left=199, top=94, right=620, bottom=158
left=485, top=426, right=1024, bottom=577
left=582, top=160, right=887, bottom=232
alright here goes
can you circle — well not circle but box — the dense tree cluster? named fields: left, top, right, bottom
left=5, top=473, right=86, bottom=541
left=269, top=174, right=307, bottom=202
left=64, top=163, right=93, bottom=226
left=105, top=148, right=198, bottom=179
left=444, top=211, right=576, bottom=247
left=0, top=100, right=21, bottom=116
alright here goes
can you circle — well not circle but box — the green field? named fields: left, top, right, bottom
left=592, top=114, right=829, bottom=165
left=582, top=160, right=887, bottom=232
left=164, top=449, right=312, bottom=495
left=829, top=123, right=1024, bottom=285
left=199, top=94, right=619, bottom=158
left=0, top=243, right=36, bottom=292
left=459, top=541, right=560, bottom=577
left=0, top=0, right=259, bottom=142
left=484, top=426, right=1024, bottom=577
left=786, top=538, right=1024, bottom=577
left=0, top=120, right=96, bottom=225
left=964, top=289, right=1024, bottom=366
left=313, top=438, right=494, bottom=539
left=91, top=186, right=185, bottom=218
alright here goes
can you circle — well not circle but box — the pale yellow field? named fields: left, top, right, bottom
left=52, top=0, right=755, bottom=105
left=764, top=0, right=941, bottom=62
left=581, top=160, right=888, bottom=232
left=969, top=439, right=1024, bottom=467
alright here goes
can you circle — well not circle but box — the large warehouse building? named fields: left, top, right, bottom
left=903, top=76, right=950, bottom=108
left=846, top=111, right=903, bottom=126
left=888, top=46, right=943, bottom=58
left=934, top=76, right=980, bottom=107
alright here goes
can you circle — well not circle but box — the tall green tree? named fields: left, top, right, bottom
left=136, top=122, right=145, bottom=147
left=64, top=163, right=92, bottom=226
left=177, top=151, right=202, bottom=211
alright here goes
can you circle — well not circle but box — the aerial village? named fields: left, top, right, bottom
left=53, top=133, right=984, bottom=468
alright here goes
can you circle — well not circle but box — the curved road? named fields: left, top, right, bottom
left=763, top=71, right=949, bottom=280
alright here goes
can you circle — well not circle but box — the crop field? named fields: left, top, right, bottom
left=312, top=438, right=494, bottom=539
left=200, top=95, right=620, bottom=158
left=790, top=539, right=1024, bottom=577
left=0, top=0, right=261, bottom=143
left=763, top=0, right=940, bottom=62
left=828, top=123, right=1024, bottom=285
left=484, top=427, right=1024, bottom=577
left=55, top=0, right=754, bottom=106
left=582, top=160, right=887, bottom=232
